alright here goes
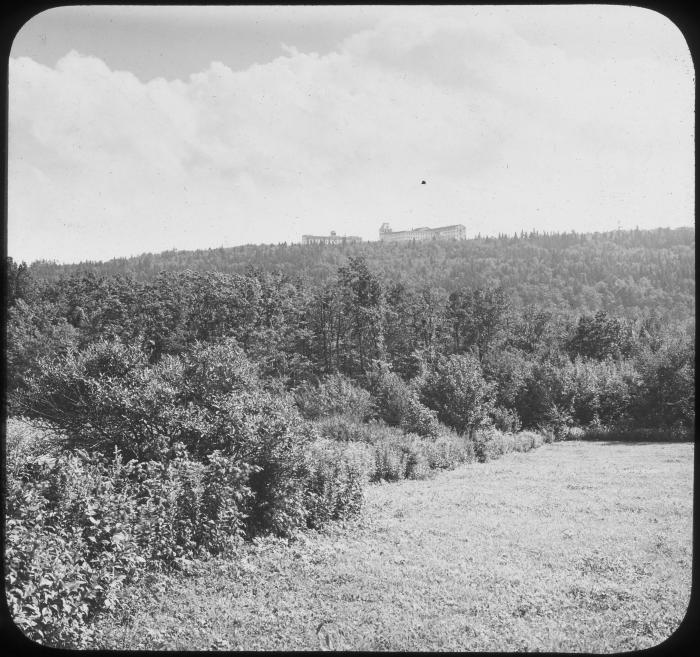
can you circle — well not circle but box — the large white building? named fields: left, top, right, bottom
left=302, top=230, right=362, bottom=245
left=379, top=222, right=466, bottom=242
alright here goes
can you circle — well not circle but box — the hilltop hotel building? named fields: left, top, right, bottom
left=379, top=222, right=466, bottom=242
left=302, top=231, right=363, bottom=245
left=302, top=223, right=466, bottom=245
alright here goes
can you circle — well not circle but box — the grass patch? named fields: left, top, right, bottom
left=90, top=440, right=693, bottom=652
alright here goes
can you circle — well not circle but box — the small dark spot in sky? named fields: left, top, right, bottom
left=421, top=180, right=426, bottom=184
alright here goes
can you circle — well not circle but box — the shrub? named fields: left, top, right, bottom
left=16, top=338, right=317, bottom=538
left=518, top=431, right=545, bottom=450
left=293, top=373, right=375, bottom=422
left=515, top=357, right=576, bottom=436
left=578, top=426, right=693, bottom=442
left=419, top=354, right=495, bottom=434
left=401, top=400, right=442, bottom=438
left=563, top=357, right=636, bottom=428
left=421, top=433, right=476, bottom=470
left=313, top=415, right=476, bottom=479
left=303, top=440, right=374, bottom=528
left=5, top=440, right=259, bottom=648
left=371, top=432, right=437, bottom=482
left=6, top=451, right=143, bottom=647
left=6, top=299, right=79, bottom=410
left=482, top=347, right=532, bottom=425
left=126, top=448, right=254, bottom=561
left=16, top=340, right=157, bottom=459
left=631, top=337, right=695, bottom=432
left=562, top=426, right=586, bottom=440
left=471, top=429, right=546, bottom=463
left=491, top=406, right=522, bottom=433
left=314, top=414, right=421, bottom=446
left=5, top=418, right=63, bottom=479
left=314, top=414, right=378, bottom=442
left=372, top=440, right=405, bottom=481
left=367, top=364, right=441, bottom=438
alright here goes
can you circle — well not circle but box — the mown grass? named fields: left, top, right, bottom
left=91, top=440, right=693, bottom=652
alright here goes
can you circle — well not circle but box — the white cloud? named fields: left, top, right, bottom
left=8, top=7, right=694, bottom=263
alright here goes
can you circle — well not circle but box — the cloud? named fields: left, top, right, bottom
left=8, top=8, right=694, bottom=263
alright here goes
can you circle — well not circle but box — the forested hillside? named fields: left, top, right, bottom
left=26, top=227, right=695, bottom=321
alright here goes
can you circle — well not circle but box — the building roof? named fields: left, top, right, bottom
left=302, top=234, right=362, bottom=240
left=383, top=224, right=464, bottom=236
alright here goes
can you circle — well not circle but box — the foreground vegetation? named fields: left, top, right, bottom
left=90, top=440, right=693, bottom=651
left=6, top=416, right=544, bottom=646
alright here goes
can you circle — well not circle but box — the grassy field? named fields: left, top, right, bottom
left=93, top=440, right=693, bottom=652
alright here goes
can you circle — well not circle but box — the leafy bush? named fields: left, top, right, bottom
left=314, top=414, right=381, bottom=443
left=6, top=451, right=141, bottom=647
left=303, top=440, right=374, bottom=528
left=515, top=357, right=575, bottom=436
left=419, top=354, right=495, bottom=434
left=490, top=406, right=522, bottom=433
left=312, top=416, right=475, bottom=480
left=631, top=337, right=695, bottom=431
left=4, top=437, right=263, bottom=648
left=372, top=435, right=430, bottom=481
left=5, top=417, right=63, bottom=479
left=482, top=347, right=532, bottom=425
left=519, top=431, right=545, bottom=450
left=567, top=311, right=634, bottom=361
left=563, top=357, right=636, bottom=428
left=6, top=299, right=78, bottom=410
left=16, top=338, right=318, bottom=538
left=421, top=433, right=476, bottom=470
left=471, top=429, right=545, bottom=463
left=293, top=373, right=375, bottom=422
left=367, top=364, right=441, bottom=438
left=577, top=426, right=693, bottom=442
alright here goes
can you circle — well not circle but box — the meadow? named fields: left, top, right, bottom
left=92, top=439, right=693, bottom=652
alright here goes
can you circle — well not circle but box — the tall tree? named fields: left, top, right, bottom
left=336, top=257, right=386, bottom=376
left=446, top=286, right=510, bottom=360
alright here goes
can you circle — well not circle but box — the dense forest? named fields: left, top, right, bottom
left=27, top=227, right=695, bottom=321
left=5, top=225, right=695, bottom=646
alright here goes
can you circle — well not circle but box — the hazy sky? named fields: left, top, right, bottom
left=8, top=5, right=694, bottom=264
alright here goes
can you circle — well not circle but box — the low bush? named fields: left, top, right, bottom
left=577, top=426, right=693, bottom=442
left=366, top=365, right=441, bottom=438
left=472, top=429, right=545, bottom=463
left=372, top=435, right=430, bottom=482
left=5, top=441, right=258, bottom=647
left=15, top=339, right=318, bottom=538
left=303, top=440, right=374, bottom=528
left=312, top=415, right=479, bottom=480
left=419, top=354, right=495, bottom=434
left=564, top=357, right=636, bottom=428
left=5, top=417, right=63, bottom=479
left=6, top=299, right=79, bottom=411
left=314, top=413, right=431, bottom=446
left=421, top=433, right=476, bottom=470
left=519, top=431, right=545, bottom=450
left=293, top=374, right=374, bottom=422
left=490, top=406, right=522, bottom=433
left=313, top=413, right=381, bottom=443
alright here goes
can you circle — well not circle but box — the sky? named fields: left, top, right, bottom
left=8, top=5, right=695, bottom=264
